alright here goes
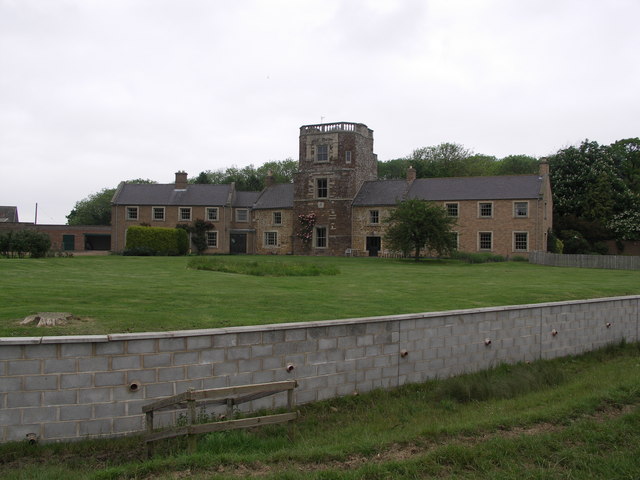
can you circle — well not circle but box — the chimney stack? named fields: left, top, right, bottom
left=175, top=171, right=188, bottom=190
left=265, top=169, right=275, bottom=188
left=538, top=159, right=549, bottom=177
left=406, top=165, right=417, bottom=183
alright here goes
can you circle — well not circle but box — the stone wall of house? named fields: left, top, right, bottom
left=253, top=209, right=294, bottom=255
left=1, top=295, right=637, bottom=444
left=351, top=206, right=395, bottom=255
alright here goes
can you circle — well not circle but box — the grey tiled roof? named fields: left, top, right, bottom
left=407, top=175, right=543, bottom=201
left=112, top=183, right=233, bottom=206
left=253, top=184, right=294, bottom=209
left=234, top=191, right=262, bottom=208
left=352, top=180, right=409, bottom=206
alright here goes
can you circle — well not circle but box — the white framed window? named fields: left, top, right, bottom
left=514, top=202, right=529, bottom=218
left=235, top=209, right=248, bottom=222
left=451, top=231, right=459, bottom=249
left=445, top=203, right=459, bottom=217
left=345, top=151, right=352, bottom=164
left=206, top=231, right=218, bottom=248
left=273, top=211, right=282, bottom=225
left=316, top=144, right=329, bottom=162
left=479, top=231, right=492, bottom=251
left=152, top=207, right=165, bottom=221
left=179, top=207, right=192, bottom=221
left=206, top=207, right=219, bottom=221
left=126, top=206, right=139, bottom=220
left=316, top=178, right=328, bottom=198
left=514, top=231, right=528, bottom=252
left=369, top=210, right=379, bottom=224
left=264, top=231, right=278, bottom=247
left=478, top=202, right=493, bottom=218
left=315, top=226, right=327, bottom=248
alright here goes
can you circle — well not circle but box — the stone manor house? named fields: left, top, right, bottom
left=111, top=122, right=553, bottom=257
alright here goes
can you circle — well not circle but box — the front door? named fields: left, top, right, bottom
left=366, top=236, right=381, bottom=257
left=62, top=235, right=75, bottom=251
left=230, top=233, right=247, bottom=254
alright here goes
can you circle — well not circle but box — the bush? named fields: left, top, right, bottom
left=125, top=226, right=189, bottom=256
left=0, top=230, right=51, bottom=258
left=451, top=251, right=505, bottom=264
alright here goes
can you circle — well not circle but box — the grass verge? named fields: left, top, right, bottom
left=1, top=342, right=639, bottom=479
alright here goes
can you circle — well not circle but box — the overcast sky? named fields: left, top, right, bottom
left=1, top=0, right=639, bottom=224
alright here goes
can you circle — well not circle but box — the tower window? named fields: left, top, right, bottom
left=316, top=178, right=328, bottom=198
left=316, top=144, right=329, bottom=162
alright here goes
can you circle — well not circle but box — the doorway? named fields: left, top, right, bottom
left=366, top=236, right=381, bottom=257
left=230, top=233, right=247, bottom=254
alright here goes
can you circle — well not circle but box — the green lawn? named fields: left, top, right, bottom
left=1, top=343, right=639, bottom=479
left=1, top=255, right=639, bottom=336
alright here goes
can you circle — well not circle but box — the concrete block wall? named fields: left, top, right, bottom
left=1, top=295, right=638, bottom=444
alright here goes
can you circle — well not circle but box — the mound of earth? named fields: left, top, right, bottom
left=20, top=312, right=77, bottom=327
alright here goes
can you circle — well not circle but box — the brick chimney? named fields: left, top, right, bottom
left=406, top=165, right=417, bottom=183
left=265, top=169, right=275, bottom=188
left=175, top=171, right=188, bottom=190
left=538, top=159, right=549, bottom=177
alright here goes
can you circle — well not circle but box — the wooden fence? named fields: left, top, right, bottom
left=529, top=251, right=640, bottom=270
left=143, top=381, right=298, bottom=455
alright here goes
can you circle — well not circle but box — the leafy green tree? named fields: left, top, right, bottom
left=609, top=138, right=640, bottom=194
left=492, top=155, right=539, bottom=175
left=66, top=179, right=156, bottom=226
left=192, top=159, right=297, bottom=189
left=385, top=199, right=457, bottom=261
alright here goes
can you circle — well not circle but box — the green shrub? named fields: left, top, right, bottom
left=451, top=251, right=505, bottom=264
left=0, top=230, right=51, bottom=258
left=187, top=257, right=340, bottom=276
left=125, top=226, right=189, bottom=256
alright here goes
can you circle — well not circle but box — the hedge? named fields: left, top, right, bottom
left=0, top=230, right=51, bottom=258
left=124, top=226, right=189, bottom=256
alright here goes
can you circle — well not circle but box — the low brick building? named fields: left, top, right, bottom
left=110, top=122, right=553, bottom=257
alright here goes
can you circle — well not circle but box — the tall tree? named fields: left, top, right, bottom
left=192, top=158, right=297, bottom=189
left=384, top=199, right=457, bottom=261
left=66, top=179, right=156, bottom=226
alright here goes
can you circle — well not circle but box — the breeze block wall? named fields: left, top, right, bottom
left=1, top=295, right=638, bottom=444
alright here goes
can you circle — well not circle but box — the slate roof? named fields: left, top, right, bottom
left=112, top=183, right=233, bottom=206
left=407, top=175, right=543, bottom=201
left=252, top=183, right=294, bottom=209
left=234, top=191, right=262, bottom=208
left=352, top=180, right=410, bottom=206
left=353, top=175, right=542, bottom=206
left=0, top=206, right=19, bottom=222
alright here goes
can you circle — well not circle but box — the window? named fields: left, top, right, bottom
left=514, top=232, right=528, bottom=251
left=206, top=207, right=218, bottom=221
left=316, top=178, right=328, bottom=198
left=514, top=202, right=528, bottom=217
left=345, top=151, right=352, bottom=164
left=126, top=206, right=138, bottom=220
left=315, top=226, right=327, bottom=248
left=179, top=207, right=191, bottom=221
left=479, top=232, right=492, bottom=250
left=451, top=231, right=459, bottom=249
left=479, top=202, right=493, bottom=218
left=445, top=203, right=459, bottom=217
left=235, top=209, right=248, bottom=222
left=369, top=210, right=379, bottom=224
left=206, top=231, right=218, bottom=248
left=264, top=231, right=278, bottom=246
left=273, top=211, right=282, bottom=225
left=316, top=144, right=329, bottom=162
left=153, top=207, right=165, bottom=221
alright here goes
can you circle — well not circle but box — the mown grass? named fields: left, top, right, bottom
left=1, top=342, right=639, bottom=479
left=1, top=255, right=639, bottom=336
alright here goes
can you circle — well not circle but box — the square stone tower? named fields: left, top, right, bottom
left=293, top=122, right=377, bottom=255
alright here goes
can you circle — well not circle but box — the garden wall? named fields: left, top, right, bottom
left=1, top=295, right=638, bottom=444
